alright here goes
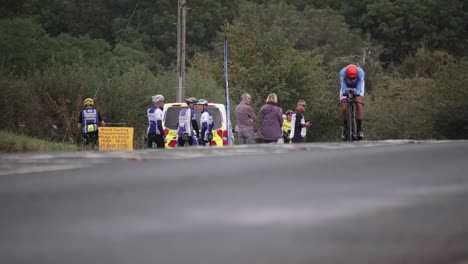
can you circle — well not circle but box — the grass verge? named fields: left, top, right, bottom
left=0, top=130, right=79, bottom=152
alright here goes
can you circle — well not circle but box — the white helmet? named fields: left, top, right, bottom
left=152, top=94, right=164, bottom=104
left=196, top=99, right=208, bottom=105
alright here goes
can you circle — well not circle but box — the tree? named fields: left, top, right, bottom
left=0, top=18, right=53, bottom=73
left=361, top=0, right=468, bottom=63
left=297, top=7, right=366, bottom=66
left=432, top=57, right=468, bottom=139
left=191, top=1, right=337, bottom=141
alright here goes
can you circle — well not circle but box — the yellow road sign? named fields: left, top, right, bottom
left=98, top=127, right=134, bottom=151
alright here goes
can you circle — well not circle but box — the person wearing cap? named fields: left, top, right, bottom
left=196, top=99, right=214, bottom=146
left=339, top=64, right=366, bottom=140
left=78, top=97, right=105, bottom=147
left=177, top=97, right=200, bottom=146
left=147, top=94, right=165, bottom=149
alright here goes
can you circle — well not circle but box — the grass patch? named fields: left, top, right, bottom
left=0, top=130, right=79, bottom=152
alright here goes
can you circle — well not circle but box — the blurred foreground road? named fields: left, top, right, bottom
left=1, top=141, right=468, bottom=264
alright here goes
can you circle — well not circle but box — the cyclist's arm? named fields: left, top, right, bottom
left=200, top=122, right=207, bottom=139
left=208, top=114, right=214, bottom=133
left=155, top=110, right=164, bottom=136
left=340, top=77, right=348, bottom=95
left=355, top=71, right=366, bottom=95
left=147, top=109, right=156, bottom=134
left=157, top=120, right=163, bottom=135
left=191, top=118, right=199, bottom=137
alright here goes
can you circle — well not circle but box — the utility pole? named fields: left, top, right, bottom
left=176, top=0, right=186, bottom=102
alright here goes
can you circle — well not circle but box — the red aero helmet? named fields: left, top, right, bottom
left=345, top=64, right=358, bottom=78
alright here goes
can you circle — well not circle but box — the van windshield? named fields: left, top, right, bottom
left=164, top=106, right=223, bottom=130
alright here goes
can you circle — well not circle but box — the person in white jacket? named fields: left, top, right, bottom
left=289, top=99, right=311, bottom=143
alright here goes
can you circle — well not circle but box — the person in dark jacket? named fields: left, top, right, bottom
left=258, top=93, right=283, bottom=143
left=289, top=99, right=311, bottom=143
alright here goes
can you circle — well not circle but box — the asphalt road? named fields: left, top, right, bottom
left=1, top=141, right=468, bottom=264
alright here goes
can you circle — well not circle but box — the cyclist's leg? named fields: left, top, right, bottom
left=82, top=132, right=96, bottom=149
left=198, top=138, right=205, bottom=146
left=155, top=134, right=165, bottom=149
left=355, top=95, right=364, bottom=139
left=81, top=133, right=89, bottom=146
left=147, top=133, right=156, bottom=148
left=147, top=134, right=153, bottom=148
left=91, top=132, right=98, bottom=147
left=347, top=105, right=355, bottom=141
left=190, top=136, right=198, bottom=146
left=350, top=105, right=357, bottom=140
left=341, top=99, right=350, bottom=140
left=206, top=132, right=213, bottom=146
left=177, top=136, right=184, bottom=147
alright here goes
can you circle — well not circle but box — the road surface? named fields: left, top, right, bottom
left=1, top=140, right=467, bottom=264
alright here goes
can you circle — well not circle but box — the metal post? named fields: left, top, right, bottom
left=224, top=37, right=233, bottom=145
left=176, top=0, right=186, bottom=102
left=176, top=0, right=182, bottom=102
left=181, top=0, right=186, bottom=100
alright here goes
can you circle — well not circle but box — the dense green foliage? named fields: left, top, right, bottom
left=1, top=0, right=467, bottom=147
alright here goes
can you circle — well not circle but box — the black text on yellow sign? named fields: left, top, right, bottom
left=98, top=127, right=134, bottom=151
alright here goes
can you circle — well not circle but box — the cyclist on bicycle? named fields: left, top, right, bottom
left=78, top=98, right=105, bottom=146
left=340, top=64, right=365, bottom=140
left=177, top=97, right=199, bottom=146
left=196, top=99, right=214, bottom=146
left=147, top=94, right=165, bottom=149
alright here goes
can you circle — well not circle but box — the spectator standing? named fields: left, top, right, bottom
left=282, top=110, right=294, bottom=144
left=235, top=92, right=256, bottom=144
left=289, top=99, right=311, bottom=143
left=258, top=93, right=283, bottom=143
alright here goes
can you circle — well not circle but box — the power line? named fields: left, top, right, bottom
left=93, top=0, right=142, bottom=98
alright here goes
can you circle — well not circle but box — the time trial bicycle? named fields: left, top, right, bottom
left=339, top=91, right=364, bottom=142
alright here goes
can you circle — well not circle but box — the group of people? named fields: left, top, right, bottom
left=77, top=63, right=365, bottom=147
left=235, top=63, right=366, bottom=143
left=146, top=95, right=214, bottom=149
left=235, top=93, right=312, bottom=144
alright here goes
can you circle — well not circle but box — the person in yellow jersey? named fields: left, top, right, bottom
left=282, top=110, right=293, bottom=144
